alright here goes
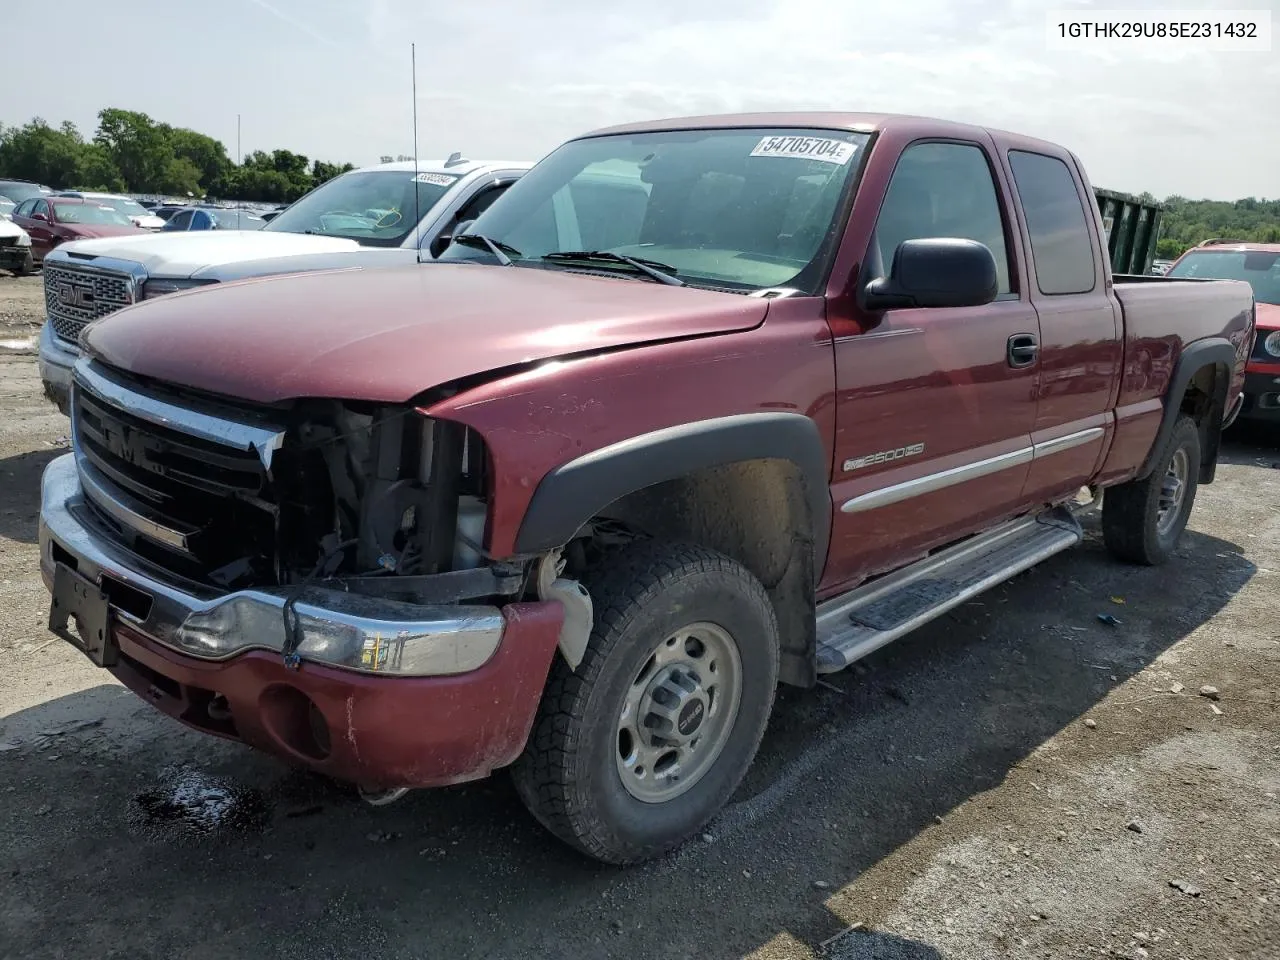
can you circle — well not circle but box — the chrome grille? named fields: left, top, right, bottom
left=43, top=262, right=136, bottom=345
left=70, top=360, right=287, bottom=584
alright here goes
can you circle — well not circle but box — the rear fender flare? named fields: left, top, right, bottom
left=513, top=412, right=832, bottom=581
left=1137, top=337, right=1236, bottom=482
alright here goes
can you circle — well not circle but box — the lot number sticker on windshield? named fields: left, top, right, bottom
left=413, top=173, right=457, bottom=186
left=750, top=136, right=856, bottom=165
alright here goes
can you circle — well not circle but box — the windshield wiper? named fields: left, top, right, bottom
left=541, top=250, right=684, bottom=286
left=451, top=233, right=521, bottom=266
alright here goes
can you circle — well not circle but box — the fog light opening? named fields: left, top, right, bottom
left=258, top=685, right=331, bottom=761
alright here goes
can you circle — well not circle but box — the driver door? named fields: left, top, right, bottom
left=824, top=139, right=1041, bottom=590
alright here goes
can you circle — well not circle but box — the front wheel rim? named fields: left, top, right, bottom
left=1156, top=447, right=1190, bottom=536
left=615, top=622, right=743, bottom=804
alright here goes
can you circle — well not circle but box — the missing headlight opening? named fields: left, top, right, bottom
left=270, top=402, right=514, bottom=603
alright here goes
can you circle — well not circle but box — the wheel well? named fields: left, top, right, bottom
left=1179, top=362, right=1230, bottom=483
left=573, top=458, right=818, bottom=689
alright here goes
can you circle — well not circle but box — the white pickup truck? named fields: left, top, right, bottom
left=38, top=157, right=531, bottom=413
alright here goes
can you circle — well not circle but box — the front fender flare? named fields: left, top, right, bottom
left=513, top=412, right=832, bottom=581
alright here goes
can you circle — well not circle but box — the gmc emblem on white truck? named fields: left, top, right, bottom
left=56, top=281, right=95, bottom=309
left=843, top=442, right=925, bottom=473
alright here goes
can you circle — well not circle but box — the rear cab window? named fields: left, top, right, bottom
left=1008, top=151, right=1097, bottom=295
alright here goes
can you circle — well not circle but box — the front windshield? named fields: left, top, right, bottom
left=439, top=127, right=869, bottom=292
left=264, top=170, right=459, bottom=246
left=53, top=202, right=134, bottom=226
left=1167, top=250, right=1280, bottom=305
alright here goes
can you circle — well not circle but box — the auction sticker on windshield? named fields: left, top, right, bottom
left=750, top=136, right=857, bottom=165
left=413, top=173, right=458, bottom=186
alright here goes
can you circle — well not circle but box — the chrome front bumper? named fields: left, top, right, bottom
left=37, top=322, right=76, bottom=415
left=39, top=453, right=506, bottom=676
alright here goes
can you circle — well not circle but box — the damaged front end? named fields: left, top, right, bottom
left=52, top=355, right=567, bottom=678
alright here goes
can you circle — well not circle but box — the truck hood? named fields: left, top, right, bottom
left=83, top=263, right=769, bottom=404
left=0, top=219, right=28, bottom=240
left=59, top=230, right=362, bottom=278
left=1255, top=300, right=1280, bottom=331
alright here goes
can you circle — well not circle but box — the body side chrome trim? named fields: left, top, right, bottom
left=73, top=357, right=287, bottom=469
left=841, top=446, right=1033, bottom=514
left=840, top=425, right=1109, bottom=515
left=1030, top=426, right=1105, bottom=459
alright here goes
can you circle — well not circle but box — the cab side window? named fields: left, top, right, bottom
left=33, top=199, right=50, bottom=220
left=166, top=210, right=193, bottom=231
left=874, top=142, right=1013, bottom=295
left=1007, top=150, right=1096, bottom=295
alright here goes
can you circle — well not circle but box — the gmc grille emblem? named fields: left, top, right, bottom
left=56, top=281, right=95, bottom=309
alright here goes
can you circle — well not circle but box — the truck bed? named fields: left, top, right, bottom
left=1113, top=274, right=1255, bottom=350
left=1110, top=274, right=1256, bottom=439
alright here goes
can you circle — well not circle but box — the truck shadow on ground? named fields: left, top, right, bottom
left=1218, top=421, right=1280, bottom=465
left=0, top=496, right=1261, bottom=959
left=0, top=447, right=60, bottom=544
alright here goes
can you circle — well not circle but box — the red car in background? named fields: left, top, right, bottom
left=10, top=196, right=148, bottom=263
left=1167, top=240, right=1280, bottom=426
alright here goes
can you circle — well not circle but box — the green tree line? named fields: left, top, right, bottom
left=0, top=108, right=356, bottom=203
left=1132, top=192, right=1280, bottom=259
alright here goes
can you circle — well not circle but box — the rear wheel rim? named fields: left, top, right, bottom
left=1157, top=447, right=1189, bottom=536
left=615, top=622, right=743, bottom=804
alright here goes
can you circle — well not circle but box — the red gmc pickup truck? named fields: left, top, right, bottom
left=39, top=113, right=1256, bottom=865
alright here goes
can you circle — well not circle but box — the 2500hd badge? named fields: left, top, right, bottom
left=843, top=442, right=926, bottom=472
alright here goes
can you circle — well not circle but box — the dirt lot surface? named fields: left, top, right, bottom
left=0, top=272, right=1277, bottom=960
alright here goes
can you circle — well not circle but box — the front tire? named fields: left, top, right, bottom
left=511, top=541, right=779, bottom=864
left=1102, top=413, right=1201, bottom=565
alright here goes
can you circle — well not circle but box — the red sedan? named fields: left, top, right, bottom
left=10, top=196, right=149, bottom=263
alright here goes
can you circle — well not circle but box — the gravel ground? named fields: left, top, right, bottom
left=0, top=273, right=1277, bottom=960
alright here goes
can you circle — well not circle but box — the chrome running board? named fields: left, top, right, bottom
left=815, top=506, right=1083, bottom=673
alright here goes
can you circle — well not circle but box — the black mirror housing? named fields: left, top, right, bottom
left=862, top=238, right=998, bottom=312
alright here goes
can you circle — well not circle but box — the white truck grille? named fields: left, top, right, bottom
left=43, top=262, right=137, bottom=345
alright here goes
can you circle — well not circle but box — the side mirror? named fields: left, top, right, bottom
left=861, top=238, right=998, bottom=312
left=32, top=213, right=49, bottom=223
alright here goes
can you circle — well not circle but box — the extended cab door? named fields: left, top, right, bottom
left=825, top=138, right=1041, bottom=589
left=998, top=145, right=1122, bottom=505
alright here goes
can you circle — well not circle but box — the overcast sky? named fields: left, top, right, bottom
left=4, top=0, right=1276, bottom=199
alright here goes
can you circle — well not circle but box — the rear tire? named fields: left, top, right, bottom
left=1102, top=413, right=1200, bottom=565
left=511, top=541, right=779, bottom=864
